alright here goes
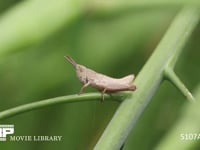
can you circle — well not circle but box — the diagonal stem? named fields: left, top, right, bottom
left=94, top=7, right=199, bottom=150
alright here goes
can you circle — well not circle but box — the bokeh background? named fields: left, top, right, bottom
left=0, top=0, right=199, bottom=150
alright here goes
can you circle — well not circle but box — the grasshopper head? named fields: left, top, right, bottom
left=64, top=56, right=87, bottom=84
left=76, top=64, right=87, bottom=84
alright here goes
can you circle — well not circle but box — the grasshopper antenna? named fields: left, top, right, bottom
left=64, top=56, right=77, bottom=67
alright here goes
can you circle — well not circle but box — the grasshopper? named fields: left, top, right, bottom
left=64, top=56, right=136, bottom=100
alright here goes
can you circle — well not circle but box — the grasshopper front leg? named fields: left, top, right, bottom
left=78, top=82, right=90, bottom=95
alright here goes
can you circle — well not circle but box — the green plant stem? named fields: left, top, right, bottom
left=94, top=7, right=199, bottom=150
left=165, top=67, right=195, bottom=102
left=0, top=93, right=113, bottom=120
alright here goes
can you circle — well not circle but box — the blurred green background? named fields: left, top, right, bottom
left=0, top=0, right=199, bottom=150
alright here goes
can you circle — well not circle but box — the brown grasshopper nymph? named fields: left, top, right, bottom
left=64, top=56, right=136, bottom=100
